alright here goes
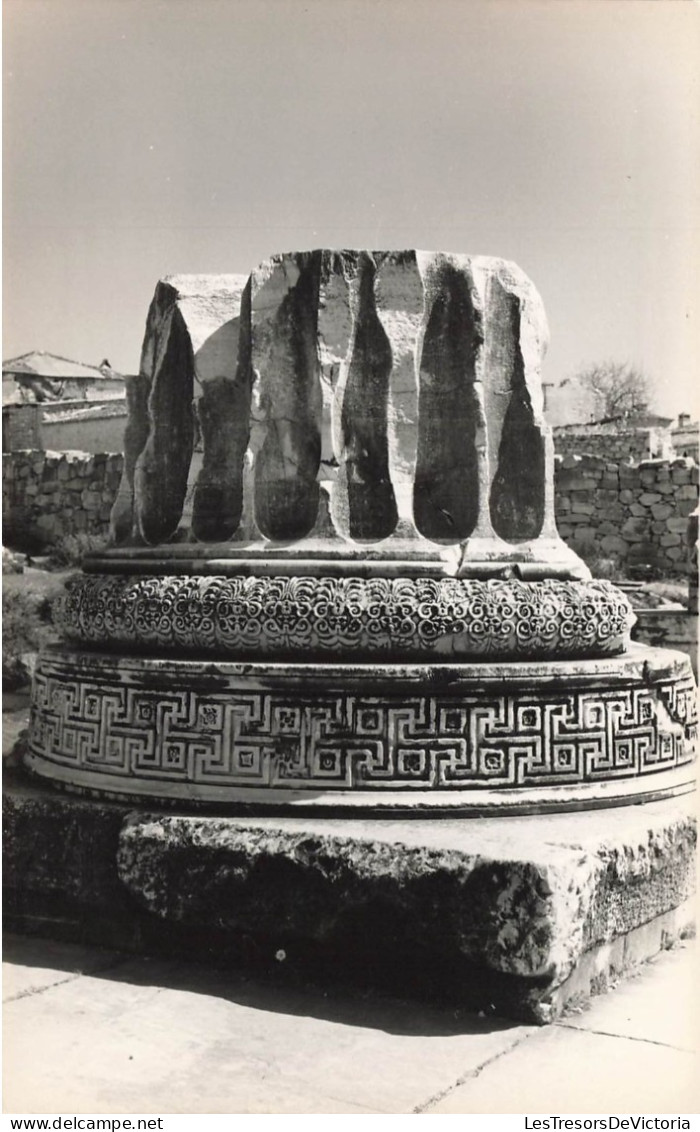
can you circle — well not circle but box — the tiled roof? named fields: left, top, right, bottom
left=2, top=351, right=121, bottom=380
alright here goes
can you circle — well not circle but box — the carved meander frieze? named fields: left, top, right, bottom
left=55, top=574, right=635, bottom=660
left=28, top=649, right=697, bottom=792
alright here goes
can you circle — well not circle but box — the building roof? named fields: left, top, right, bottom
left=554, top=412, right=674, bottom=434
left=2, top=351, right=121, bottom=381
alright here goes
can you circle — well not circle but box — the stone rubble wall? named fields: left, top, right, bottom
left=554, top=454, right=698, bottom=574
left=2, top=450, right=123, bottom=549
left=3, top=449, right=698, bottom=574
left=553, top=428, right=670, bottom=463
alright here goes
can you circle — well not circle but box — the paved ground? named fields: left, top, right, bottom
left=3, top=932, right=698, bottom=1115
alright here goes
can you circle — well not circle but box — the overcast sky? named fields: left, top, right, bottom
left=3, top=0, right=699, bottom=415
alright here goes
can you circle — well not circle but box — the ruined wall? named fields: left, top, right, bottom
left=553, top=427, right=671, bottom=463
left=3, top=448, right=698, bottom=574
left=2, top=451, right=123, bottom=550
left=554, top=454, right=698, bottom=574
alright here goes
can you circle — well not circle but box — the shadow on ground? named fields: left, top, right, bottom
left=2, top=930, right=521, bottom=1039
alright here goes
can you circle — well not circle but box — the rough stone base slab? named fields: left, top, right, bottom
left=3, top=766, right=695, bottom=1024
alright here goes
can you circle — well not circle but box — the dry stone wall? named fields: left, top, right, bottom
left=3, top=450, right=123, bottom=551
left=3, top=448, right=698, bottom=574
left=553, top=427, right=670, bottom=463
left=554, top=454, right=698, bottom=574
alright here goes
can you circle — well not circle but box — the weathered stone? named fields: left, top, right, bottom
left=599, top=535, right=628, bottom=556
left=110, top=274, right=249, bottom=545
left=571, top=525, right=596, bottom=541
left=594, top=489, right=619, bottom=505
left=56, top=575, right=635, bottom=661
left=579, top=455, right=607, bottom=470
left=3, top=767, right=696, bottom=1024
left=621, top=517, right=648, bottom=538
left=671, top=469, right=691, bottom=485
left=17, top=242, right=699, bottom=1024
left=633, top=609, right=697, bottom=678
left=639, top=492, right=662, bottom=505
left=99, top=252, right=586, bottom=582
left=27, top=643, right=696, bottom=803
left=559, top=477, right=592, bottom=492
left=2, top=546, right=25, bottom=574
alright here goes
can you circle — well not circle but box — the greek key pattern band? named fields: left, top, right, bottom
left=29, top=657, right=697, bottom=791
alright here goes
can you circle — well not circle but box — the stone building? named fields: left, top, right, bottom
left=2, top=351, right=127, bottom=454
left=671, top=412, right=699, bottom=460
left=3, top=351, right=125, bottom=403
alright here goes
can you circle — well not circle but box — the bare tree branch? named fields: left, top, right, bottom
left=569, top=360, right=652, bottom=423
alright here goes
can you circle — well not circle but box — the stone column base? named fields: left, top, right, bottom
left=25, top=642, right=697, bottom=811
left=3, top=766, right=696, bottom=1023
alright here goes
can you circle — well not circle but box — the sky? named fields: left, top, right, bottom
left=3, top=0, right=699, bottom=416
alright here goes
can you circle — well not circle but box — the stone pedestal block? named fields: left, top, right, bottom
left=4, top=765, right=695, bottom=1023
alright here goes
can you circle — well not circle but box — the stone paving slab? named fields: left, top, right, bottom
left=3, top=935, right=698, bottom=1114
left=559, top=942, right=698, bottom=1051
left=3, top=934, right=533, bottom=1114
left=429, top=1016, right=699, bottom=1114
left=2, top=936, right=123, bottom=1003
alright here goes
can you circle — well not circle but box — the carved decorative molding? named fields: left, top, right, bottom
left=56, top=574, right=635, bottom=660
left=28, top=647, right=697, bottom=797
